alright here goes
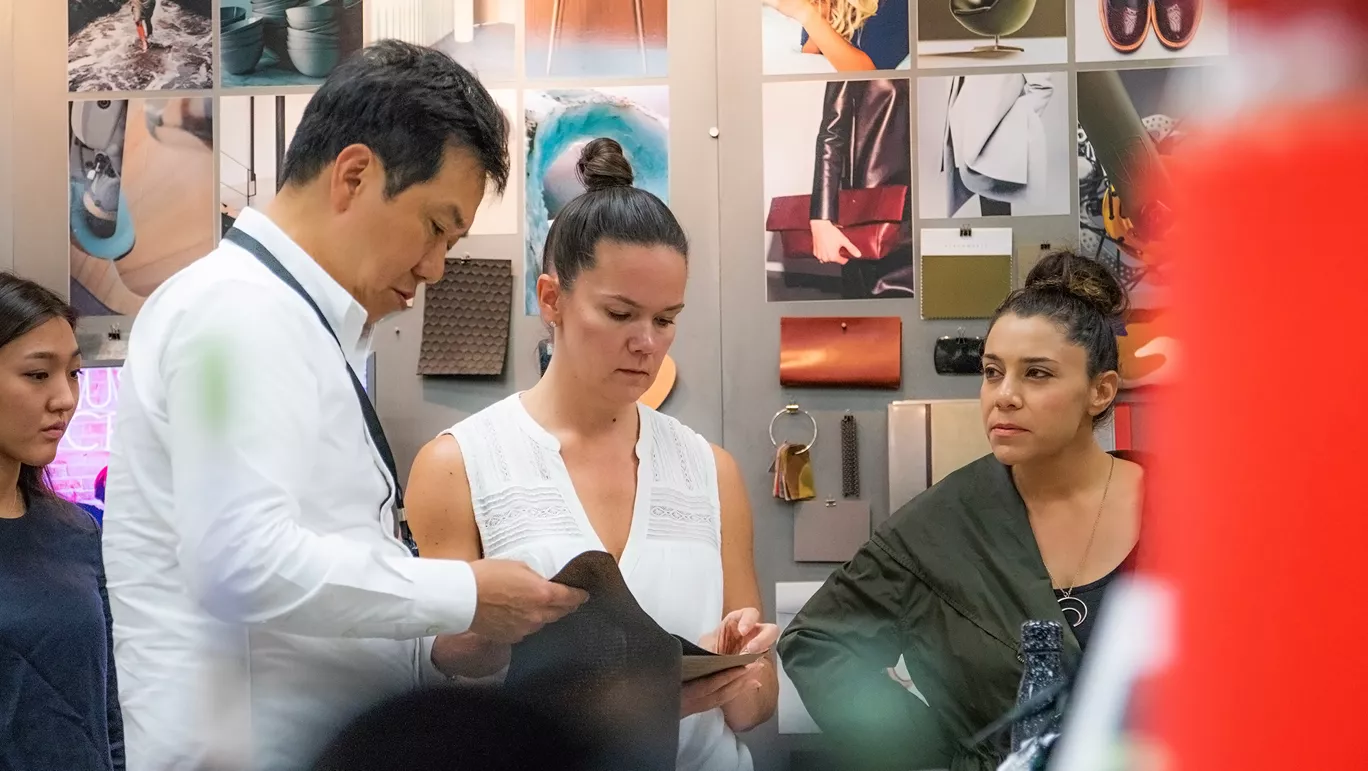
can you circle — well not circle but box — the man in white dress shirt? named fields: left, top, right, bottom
left=101, top=41, right=585, bottom=771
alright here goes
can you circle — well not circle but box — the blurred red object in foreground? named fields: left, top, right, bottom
left=1228, top=0, right=1368, bottom=23
left=1151, top=99, right=1368, bottom=770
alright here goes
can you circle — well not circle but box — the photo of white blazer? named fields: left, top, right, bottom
left=917, top=71, right=1072, bottom=219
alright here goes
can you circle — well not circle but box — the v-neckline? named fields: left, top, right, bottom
left=984, top=458, right=1085, bottom=662
left=511, top=394, right=652, bottom=580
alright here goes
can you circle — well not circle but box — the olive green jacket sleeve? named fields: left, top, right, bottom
left=777, top=536, right=965, bottom=771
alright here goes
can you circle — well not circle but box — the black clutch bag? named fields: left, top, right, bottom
left=934, top=330, right=984, bottom=375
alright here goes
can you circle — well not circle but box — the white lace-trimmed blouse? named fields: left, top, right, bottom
left=443, top=393, right=753, bottom=771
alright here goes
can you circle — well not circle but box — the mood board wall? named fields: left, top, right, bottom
left=4, top=0, right=1218, bottom=767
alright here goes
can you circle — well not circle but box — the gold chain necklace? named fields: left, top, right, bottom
left=1055, top=456, right=1116, bottom=628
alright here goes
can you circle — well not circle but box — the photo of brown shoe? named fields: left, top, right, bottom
left=1100, top=0, right=1150, bottom=53
left=1151, top=0, right=1203, bottom=50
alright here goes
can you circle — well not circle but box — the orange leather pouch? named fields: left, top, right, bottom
left=779, top=316, right=902, bottom=389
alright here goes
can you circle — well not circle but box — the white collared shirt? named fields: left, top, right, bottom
left=102, top=208, right=477, bottom=771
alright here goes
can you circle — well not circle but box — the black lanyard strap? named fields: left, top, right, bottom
left=223, top=227, right=419, bottom=555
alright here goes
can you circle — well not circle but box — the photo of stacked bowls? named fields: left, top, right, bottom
left=287, top=0, right=347, bottom=78
left=251, top=0, right=297, bottom=68
left=220, top=7, right=266, bottom=76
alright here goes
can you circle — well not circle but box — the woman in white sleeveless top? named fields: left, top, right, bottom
left=405, top=138, right=778, bottom=770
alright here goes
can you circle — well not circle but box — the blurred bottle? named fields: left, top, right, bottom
left=1012, top=620, right=1065, bottom=753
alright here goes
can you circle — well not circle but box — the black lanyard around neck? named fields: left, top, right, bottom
left=223, top=227, right=419, bottom=556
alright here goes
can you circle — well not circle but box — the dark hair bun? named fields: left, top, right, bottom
left=576, top=137, right=634, bottom=193
left=1024, top=250, right=1128, bottom=318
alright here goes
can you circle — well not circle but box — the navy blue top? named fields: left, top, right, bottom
left=801, top=0, right=910, bottom=71
left=0, top=493, right=124, bottom=771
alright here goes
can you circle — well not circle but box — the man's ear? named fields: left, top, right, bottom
left=328, top=144, right=376, bottom=212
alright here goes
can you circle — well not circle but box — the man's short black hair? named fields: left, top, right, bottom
left=280, top=39, right=510, bottom=199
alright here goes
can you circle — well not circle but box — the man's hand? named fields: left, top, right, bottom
left=430, top=632, right=511, bottom=679
left=468, top=559, right=587, bottom=644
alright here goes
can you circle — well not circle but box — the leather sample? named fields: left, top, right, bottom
left=766, top=185, right=911, bottom=261
left=934, top=333, right=985, bottom=375
left=920, top=253, right=1013, bottom=319
left=418, top=258, right=512, bottom=376
left=889, top=399, right=1127, bottom=511
left=779, top=316, right=902, bottom=389
left=840, top=415, right=859, bottom=498
left=794, top=499, right=871, bottom=563
left=1017, top=241, right=1053, bottom=287
left=929, top=401, right=992, bottom=484
left=772, top=443, right=816, bottom=502
left=887, top=401, right=930, bottom=513
left=504, top=551, right=681, bottom=770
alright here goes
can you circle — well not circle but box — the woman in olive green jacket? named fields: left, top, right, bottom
left=778, top=251, right=1146, bottom=771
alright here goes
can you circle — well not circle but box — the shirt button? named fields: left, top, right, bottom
left=426, top=625, right=441, bottom=635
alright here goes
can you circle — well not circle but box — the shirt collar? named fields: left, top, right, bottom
left=232, top=207, right=371, bottom=360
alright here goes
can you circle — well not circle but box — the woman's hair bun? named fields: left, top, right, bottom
left=576, top=137, right=634, bottom=193
left=1023, top=249, right=1128, bottom=319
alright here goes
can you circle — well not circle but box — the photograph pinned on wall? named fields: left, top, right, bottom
left=218, top=93, right=311, bottom=236
left=1077, top=66, right=1207, bottom=390
left=367, top=0, right=517, bottom=81
left=220, top=0, right=364, bottom=87
left=525, top=0, right=667, bottom=79
left=763, top=78, right=914, bottom=302
left=1077, top=0, right=1229, bottom=62
left=68, top=97, right=215, bottom=318
left=917, top=71, right=1071, bottom=220
left=1076, top=65, right=1207, bottom=311
left=68, top=0, right=213, bottom=91
left=761, top=0, right=910, bottom=76
left=220, top=90, right=518, bottom=237
left=524, top=87, right=669, bottom=314
left=916, top=0, right=1067, bottom=69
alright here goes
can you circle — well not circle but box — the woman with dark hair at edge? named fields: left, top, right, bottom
left=0, top=271, right=125, bottom=771
left=778, top=251, right=1145, bottom=770
left=405, top=138, right=780, bottom=771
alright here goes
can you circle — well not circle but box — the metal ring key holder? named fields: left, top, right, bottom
left=769, top=404, right=817, bottom=455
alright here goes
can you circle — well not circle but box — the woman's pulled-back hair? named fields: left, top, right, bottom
left=540, top=138, right=688, bottom=290
left=988, top=250, right=1129, bottom=424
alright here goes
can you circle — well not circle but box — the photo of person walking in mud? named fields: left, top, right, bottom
left=131, top=0, right=156, bottom=52
left=68, top=0, right=213, bottom=92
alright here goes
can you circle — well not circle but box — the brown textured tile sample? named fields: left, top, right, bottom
left=418, top=258, right=513, bottom=377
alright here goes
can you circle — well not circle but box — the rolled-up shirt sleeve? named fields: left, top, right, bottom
left=163, top=283, right=478, bottom=640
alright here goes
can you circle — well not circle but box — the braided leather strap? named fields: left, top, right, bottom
left=841, top=414, right=859, bottom=498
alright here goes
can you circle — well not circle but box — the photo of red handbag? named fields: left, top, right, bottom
left=765, top=184, right=911, bottom=261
